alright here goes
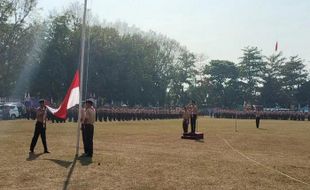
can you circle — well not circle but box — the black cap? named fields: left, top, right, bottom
left=39, top=99, right=45, bottom=103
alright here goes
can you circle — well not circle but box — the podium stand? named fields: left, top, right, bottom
left=181, top=132, right=204, bottom=140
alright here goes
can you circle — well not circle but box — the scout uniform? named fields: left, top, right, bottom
left=81, top=99, right=96, bottom=158
left=29, top=99, right=49, bottom=153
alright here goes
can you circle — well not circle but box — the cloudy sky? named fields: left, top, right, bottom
left=38, top=0, right=310, bottom=65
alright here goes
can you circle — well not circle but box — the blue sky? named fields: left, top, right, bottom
left=38, top=0, right=310, bottom=66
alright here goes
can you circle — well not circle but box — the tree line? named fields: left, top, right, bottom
left=1, top=0, right=309, bottom=109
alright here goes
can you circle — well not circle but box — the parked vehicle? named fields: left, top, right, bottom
left=2, top=102, right=26, bottom=119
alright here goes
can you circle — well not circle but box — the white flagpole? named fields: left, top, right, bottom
left=76, top=0, right=88, bottom=156
left=84, top=9, right=91, bottom=101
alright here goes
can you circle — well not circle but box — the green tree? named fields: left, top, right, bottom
left=0, top=0, right=37, bottom=96
left=296, top=81, right=310, bottom=106
left=260, top=52, right=286, bottom=107
left=204, top=60, right=238, bottom=85
left=238, top=46, right=265, bottom=104
left=167, top=49, right=197, bottom=105
left=280, top=55, right=308, bottom=105
left=153, top=38, right=179, bottom=106
left=203, top=60, right=240, bottom=107
left=30, top=11, right=81, bottom=100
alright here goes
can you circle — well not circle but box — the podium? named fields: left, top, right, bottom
left=181, top=132, right=204, bottom=140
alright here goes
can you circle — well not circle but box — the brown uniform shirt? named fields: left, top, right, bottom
left=84, top=107, right=96, bottom=125
left=182, top=111, right=190, bottom=120
left=36, top=107, right=46, bottom=123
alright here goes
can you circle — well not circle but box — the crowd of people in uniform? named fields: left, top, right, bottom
left=210, top=109, right=310, bottom=121
left=22, top=98, right=310, bottom=159
left=28, top=98, right=201, bottom=157
left=23, top=103, right=310, bottom=123
left=25, top=105, right=184, bottom=123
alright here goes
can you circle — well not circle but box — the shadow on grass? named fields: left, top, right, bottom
left=26, top=153, right=43, bottom=161
left=62, top=154, right=93, bottom=190
left=258, top=128, right=267, bottom=130
left=63, top=155, right=78, bottom=190
left=44, top=159, right=72, bottom=168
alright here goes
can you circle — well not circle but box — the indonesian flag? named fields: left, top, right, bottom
left=47, top=70, right=80, bottom=119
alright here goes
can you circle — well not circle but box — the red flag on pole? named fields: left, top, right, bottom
left=47, top=70, right=80, bottom=119
left=275, top=41, right=278, bottom=51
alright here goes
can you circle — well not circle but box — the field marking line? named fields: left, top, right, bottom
left=221, top=137, right=310, bottom=186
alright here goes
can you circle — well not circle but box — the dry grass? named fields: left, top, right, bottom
left=0, top=117, right=310, bottom=190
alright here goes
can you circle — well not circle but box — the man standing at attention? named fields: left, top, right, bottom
left=81, top=99, right=96, bottom=158
left=182, top=106, right=190, bottom=134
left=255, top=110, right=261, bottom=128
left=29, top=99, right=49, bottom=154
left=189, top=100, right=198, bottom=134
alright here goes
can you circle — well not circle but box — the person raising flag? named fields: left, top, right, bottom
left=29, top=99, right=50, bottom=154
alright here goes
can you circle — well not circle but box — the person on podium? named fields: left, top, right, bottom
left=182, top=106, right=190, bottom=134
left=189, top=100, right=198, bottom=134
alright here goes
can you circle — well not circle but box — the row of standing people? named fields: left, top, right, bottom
left=50, top=107, right=183, bottom=123
left=211, top=109, right=310, bottom=121
left=25, top=107, right=184, bottom=123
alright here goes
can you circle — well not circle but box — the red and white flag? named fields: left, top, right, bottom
left=47, top=70, right=80, bottom=119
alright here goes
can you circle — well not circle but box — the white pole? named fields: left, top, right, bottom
left=76, top=0, right=88, bottom=156
left=84, top=9, right=91, bottom=100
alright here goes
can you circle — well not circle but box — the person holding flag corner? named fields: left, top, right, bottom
left=29, top=99, right=50, bottom=154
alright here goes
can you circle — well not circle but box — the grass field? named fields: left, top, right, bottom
left=0, top=117, right=310, bottom=190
